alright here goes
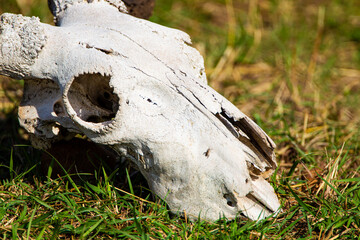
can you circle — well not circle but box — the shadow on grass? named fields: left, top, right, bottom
left=0, top=108, right=42, bottom=181
left=0, top=105, right=150, bottom=199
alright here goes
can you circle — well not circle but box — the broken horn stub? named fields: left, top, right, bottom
left=0, top=14, right=47, bottom=79
left=122, top=0, right=155, bottom=19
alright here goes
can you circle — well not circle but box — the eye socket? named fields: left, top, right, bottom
left=67, top=73, right=120, bottom=123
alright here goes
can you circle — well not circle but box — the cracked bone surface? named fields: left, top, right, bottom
left=0, top=0, right=280, bottom=221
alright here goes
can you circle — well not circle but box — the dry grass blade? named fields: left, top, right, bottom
left=316, top=143, right=344, bottom=197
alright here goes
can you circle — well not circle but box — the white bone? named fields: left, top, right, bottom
left=0, top=0, right=280, bottom=221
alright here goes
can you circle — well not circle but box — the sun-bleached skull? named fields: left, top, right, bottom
left=0, top=0, right=280, bottom=221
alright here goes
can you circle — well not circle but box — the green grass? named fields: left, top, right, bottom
left=1, top=0, right=360, bottom=238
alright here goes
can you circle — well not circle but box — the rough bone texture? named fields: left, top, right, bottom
left=0, top=0, right=280, bottom=221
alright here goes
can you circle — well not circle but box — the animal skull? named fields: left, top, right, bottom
left=0, top=0, right=280, bottom=221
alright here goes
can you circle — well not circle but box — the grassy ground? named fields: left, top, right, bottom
left=1, top=0, right=360, bottom=239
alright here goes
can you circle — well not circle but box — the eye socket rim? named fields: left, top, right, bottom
left=62, top=72, right=120, bottom=134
